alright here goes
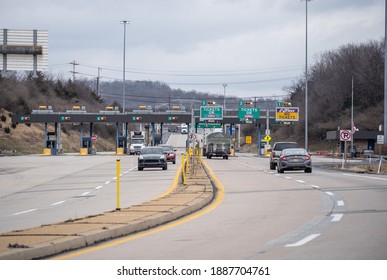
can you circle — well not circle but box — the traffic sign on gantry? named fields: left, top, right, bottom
left=275, top=107, right=299, bottom=122
left=200, top=106, right=223, bottom=121
left=238, top=107, right=260, bottom=122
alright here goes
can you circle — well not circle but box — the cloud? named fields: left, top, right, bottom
left=1, top=0, right=384, bottom=97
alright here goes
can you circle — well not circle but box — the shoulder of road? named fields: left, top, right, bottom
left=0, top=162, right=215, bottom=260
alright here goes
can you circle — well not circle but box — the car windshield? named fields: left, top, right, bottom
left=282, top=148, right=307, bottom=155
left=141, top=147, right=163, bottom=155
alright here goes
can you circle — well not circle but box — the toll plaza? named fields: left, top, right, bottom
left=12, top=105, right=280, bottom=156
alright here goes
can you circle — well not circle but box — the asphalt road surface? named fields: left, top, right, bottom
left=0, top=154, right=179, bottom=234
left=52, top=153, right=387, bottom=260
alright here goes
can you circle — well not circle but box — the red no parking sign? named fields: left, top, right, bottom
left=340, top=130, right=352, bottom=141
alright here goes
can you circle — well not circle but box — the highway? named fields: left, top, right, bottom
left=1, top=133, right=387, bottom=260
left=0, top=154, right=180, bottom=234
left=51, top=148, right=387, bottom=260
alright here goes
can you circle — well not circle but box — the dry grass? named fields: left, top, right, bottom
left=0, top=109, right=115, bottom=154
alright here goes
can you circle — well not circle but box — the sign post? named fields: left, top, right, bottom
left=339, top=130, right=352, bottom=169
left=377, top=135, right=384, bottom=174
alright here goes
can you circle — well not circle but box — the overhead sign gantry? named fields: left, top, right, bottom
left=12, top=104, right=283, bottom=155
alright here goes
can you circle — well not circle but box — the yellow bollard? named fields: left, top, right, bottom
left=181, top=153, right=186, bottom=185
left=116, top=159, right=121, bottom=210
left=185, top=151, right=189, bottom=173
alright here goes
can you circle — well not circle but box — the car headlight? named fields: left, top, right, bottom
left=160, top=155, right=166, bottom=160
left=139, top=155, right=144, bottom=160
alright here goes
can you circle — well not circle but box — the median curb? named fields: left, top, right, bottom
left=0, top=162, right=215, bottom=260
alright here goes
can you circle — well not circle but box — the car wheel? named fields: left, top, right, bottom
left=305, top=168, right=312, bottom=173
left=138, top=166, right=143, bottom=171
left=278, top=168, right=284, bottom=173
left=162, top=165, right=167, bottom=170
left=270, top=162, right=276, bottom=170
left=173, top=160, right=176, bottom=164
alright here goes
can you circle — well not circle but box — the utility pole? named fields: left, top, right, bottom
left=70, top=60, right=78, bottom=83
left=96, top=67, right=101, bottom=96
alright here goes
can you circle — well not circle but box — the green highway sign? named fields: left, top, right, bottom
left=238, top=107, right=260, bottom=121
left=200, top=106, right=223, bottom=121
left=197, top=123, right=222, bottom=128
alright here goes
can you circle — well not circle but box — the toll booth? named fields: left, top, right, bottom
left=46, top=132, right=57, bottom=155
left=117, top=136, right=127, bottom=154
left=81, top=136, right=93, bottom=155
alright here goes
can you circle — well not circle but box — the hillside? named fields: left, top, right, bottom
left=1, top=39, right=386, bottom=155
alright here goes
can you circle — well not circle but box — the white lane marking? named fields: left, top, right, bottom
left=95, top=186, right=103, bottom=190
left=81, top=192, right=90, bottom=196
left=337, top=200, right=344, bottom=206
left=124, top=171, right=129, bottom=174
left=112, top=177, right=117, bottom=180
left=104, top=181, right=111, bottom=184
left=325, top=191, right=334, bottom=196
left=51, top=200, right=66, bottom=206
left=285, top=176, right=292, bottom=179
left=311, top=185, right=320, bottom=189
left=13, top=209, right=38, bottom=216
left=342, top=173, right=387, bottom=181
left=296, top=180, right=305, bottom=183
left=285, top=233, right=321, bottom=247
left=331, top=214, right=344, bottom=222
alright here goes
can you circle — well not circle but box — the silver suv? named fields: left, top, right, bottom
left=269, top=142, right=298, bottom=170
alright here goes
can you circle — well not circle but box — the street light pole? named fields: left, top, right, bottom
left=384, top=0, right=387, bottom=142
left=119, top=20, right=130, bottom=114
left=223, top=83, right=227, bottom=116
left=303, top=0, right=311, bottom=151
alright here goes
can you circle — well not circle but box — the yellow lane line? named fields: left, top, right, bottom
left=52, top=160, right=224, bottom=260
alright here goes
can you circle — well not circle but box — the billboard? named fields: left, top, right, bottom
left=0, top=29, right=48, bottom=74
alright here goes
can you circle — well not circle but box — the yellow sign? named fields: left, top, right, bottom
left=275, top=107, right=299, bottom=121
left=263, top=135, right=271, bottom=142
left=245, top=136, right=252, bottom=144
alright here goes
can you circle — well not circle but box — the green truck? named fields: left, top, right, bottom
left=204, top=132, right=232, bottom=160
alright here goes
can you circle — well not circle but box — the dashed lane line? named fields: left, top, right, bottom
left=13, top=209, right=38, bottom=216
left=51, top=201, right=66, bottom=206
left=10, top=168, right=136, bottom=216
left=331, top=214, right=344, bottom=222
left=285, top=233, right=321, bottom=247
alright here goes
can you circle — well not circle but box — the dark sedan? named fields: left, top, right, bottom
left=277, top=148, right=312, bottom=173
left=138, top=147, right=168, bottom=171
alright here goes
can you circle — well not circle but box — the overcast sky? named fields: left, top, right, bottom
left=1, top=0, right=385, bottom=98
